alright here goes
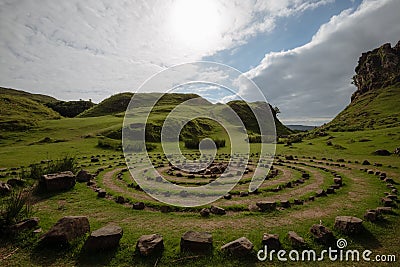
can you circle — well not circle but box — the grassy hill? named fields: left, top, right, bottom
left=321, top=82, right=400, bottom=132
left=0, top=94, right=61, bottom=131
left=0, top=86, right=57, bottom=104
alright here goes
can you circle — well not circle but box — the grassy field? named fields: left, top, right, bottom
left=0, top=110, right=399, bottom=266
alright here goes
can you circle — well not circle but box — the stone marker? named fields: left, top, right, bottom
left=180, top=231, right=213, bottom=253
left=262, top=234, right=281, bottom=250
left=334, top=216, right=363, bottom=234
left=310, top=224, right=334, bottom=244
left=84, top=224, right=123, bottom=251
left=210, top=205, right=226, bottom=215
left=41, top=171, right=76, bottom=192
left=288, top=231, right=306, bottom=247
left=40, top=216, right=90, bottom=246
left=136, top=234, right=164, bottom=256
left=221, top=237, right=253, bottom=256
left=256, top=201, right=276, bottom=211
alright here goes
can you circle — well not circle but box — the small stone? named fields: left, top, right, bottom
left=221, top=237, right=253, bottom=256
left=334, top=216, right=363, bottom=234
left=362, top=160, right=371, bottom=165
left=180, top=231, right=213, bottom=254
left=84, top=225, right=123, bottom=251
left=333, top=178, right=342, bottom=185
left=280, top=200, right=291, bottom=208
left=376, top=207, right=393, bottom=214
left=223, top=194, right=232, bottom=200
left=310, top=224, right=334, bottom=245
left=76, top=170, right=92, bottom=182
left=364, top=210, right=379, bottom=222
left=132, top=202, right=145, bottom=210
left=316, top=189, right=327, bottom=197
left=10, top=217, right=40, bottom=233
left=381, top=197, right=395, bottom=207
left=288, top=231, right=305, bottom=247
left=160, top=206, right=172, bottom=213
left=387, top=194, right=397, bottom=200
left=210, top=205, right=226, bottom=215
left=256, top=201, right=276, bottom=211
left=136, top=234, right=164, bottom=256
left=326, top=187, right=335, bottom=194
left=115, top=196, right=125, bottom=204
left=200, top=208, right=210, bottom=217
left=97, top=189, right=106, bottom=198
left=262, top=234, right=281, bottom=250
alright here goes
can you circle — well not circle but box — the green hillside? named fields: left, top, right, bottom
left=0, top=94, right=61, bottom=131
left=322, top=83, right=400, bottom=132
left=0, top=86, right=57, bottom=104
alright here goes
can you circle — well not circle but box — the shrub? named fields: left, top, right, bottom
left=21, top=156, right=78, bottom=180
left=0, top=187, right=33, bottom=228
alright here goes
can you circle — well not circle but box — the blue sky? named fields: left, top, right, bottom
left=0, top=0, right=399, bottom=125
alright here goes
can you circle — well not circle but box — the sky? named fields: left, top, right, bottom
left=1, top=0, right=400, bottom=125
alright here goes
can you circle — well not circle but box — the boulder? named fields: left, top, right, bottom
left=0, top=182, right=12, bottom=195
left=84, top=224, right=123, bottom=251
left=40, top=216, right=90, bottom=246
left=221, top=237, right=253, bottom=256
left=373, top=149, right=391, bottom=156
left=180, top=231, right=213, bottom=253
left=334, top=216, right=363, bottom=234
left=200, top=208, right=210, bottom=217
left=132, top=202, right=145, bottom=210
left=41, top=171, right=76, bottom=192
left=310, top=224, right=334, bottom=244
left=136, top=234, right=164, bottom=256
left=210, top=205, right=226, bottom=215
left=288, top=231, right=306, bottom=247
left=10, top=217, right=40, bottom=233
left=262, top=234, right=281, bottom=250
left=76, top=170, right=92, bottom=182
left=256, top=201, right=276, bottom=211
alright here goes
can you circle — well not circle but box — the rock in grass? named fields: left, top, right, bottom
left=376, top=207, right=393, bottom=214
left=10, top=217, right=40, bottom=233
left=262, top=234, right=281, bottom=250
left=334, top=216, right=363, bottom=235
left=381, top=197, right=395, bottom=207
left=132, top=202, right=145, bottom=210
left=76, top=170, right=92, bottom=182
left=97, top=189, right=106, bottom=198
left=41, top=171, right=76, bottom=192
left=84, top=224, right=123, bottom=251
left=136, top=234, right=164, bottom=256
left=256, top=201, right=276, bottom=211
left=221, top=237, right=253, bottom=256
left=316, top=189, right=327, bottom=197
left=288, top=231, right=306, bottom=247
left=210, top=205, right=226, bottom=215
left=40, top=216, right=90, bottom=246
left=373, top=149, right=391, bottom=156
left=310, top=224, right=334, bottom=245
left=0, top=182, right=12, bottom=195
left=200, top=208, right=210, bottom=217
left=180, top=231, right=213, bottom=254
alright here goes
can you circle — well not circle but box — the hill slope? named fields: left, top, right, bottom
left=0, top=86, right=57, bottom=103
left=321, top=41, right=400, bottom=132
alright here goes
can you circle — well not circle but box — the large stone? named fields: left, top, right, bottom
left=262, top=234, right=281, bottom=250
left=84, top=224, right=123, bottom=251
left=41, top=171, right=76, bottom=192
left=40, top=216, right=90, bottom=246
left=180, top=231, right=213, bottom=253
left=288, top=231, right=305, bottom=247
left=210, top=205, right=226, bottom=215
left=364, top=210, right=380, bottom=222
left=136, top=234, right=164, bottom=256
left=10, top=217, right=40, bottom=233
left=256, top=201, right=276, bottom=211
left=221, top=237, right=253, bottom=256
left=310, top=224, right=334, bottom=245
left=334, top=216, right=363, bottom=234
left=76, top=170, right=92, bottom=182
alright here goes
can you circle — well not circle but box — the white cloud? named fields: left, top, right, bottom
left=0, top=0, right=333, bottom=102
left=242, top=0, right=400, bottom=125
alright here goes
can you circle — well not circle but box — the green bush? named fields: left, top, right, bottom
left=21, top=156, right=78, bottom=180
left=0, top=187, right=33, bottom=228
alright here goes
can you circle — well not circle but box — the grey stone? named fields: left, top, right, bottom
left=210, top=205, right=226, bottom=215
left=262, top=234, right=281, bottom=250
left=180, top=231, right=213, bottom=254
left=334, top=216, right=363, bottom=234
left=221, top=237, right=253, bottom=256
left=84, top=224, right=123, bottom=251
left=41, top=171, right=75, bottom=192
left=136, top=234, right=164, bottom=256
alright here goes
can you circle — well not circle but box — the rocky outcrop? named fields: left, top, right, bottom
left=352, top=41, right=400, bottom=101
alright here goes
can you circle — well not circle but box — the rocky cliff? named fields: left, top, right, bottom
left=351, top=40, right=400, bottom=101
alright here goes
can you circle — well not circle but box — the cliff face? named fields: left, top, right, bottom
left=351, top=40, right=400, bottom=101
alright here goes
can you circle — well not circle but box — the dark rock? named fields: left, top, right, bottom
left=136, top=234, right=164, bottom=256
left=376, top=207, right=393, bottom=214
left=334, top=216, right=363, bottom=234
left=132, top=202, right=145, bottom=210
left=223, top=194, right=232, bottom=200
left=97, top=189, right=106, bottom=198
left=326, top=187, right=335, bottom=194
left=334, top=178, right=342, bottom=185
left=10, top=217, right=40, bottom=233
left=239, top=191, right=249, bottom=197
left=210, top=205, right=226, bottom=215
left=301, top=173, right=310, bottom=179
left=381, top=197, right=395, bottom=207
left=180, top=231, right=213, bottom=254
left=256, top=201, right=276, bottom=211
left=41, top=171, right=75, bottom=192
left=40, top=216, right=90, bottom=246
left=221, top=237, right=253, bottom=256
left=285, top=155, right=294, bottom=160
left=362, top=160, right=371, bottom=165
left=310, top=224, right=334, bottom=244
left=373, top=149, right=391, bottom=156
left=308, top=196, right=315, bottom=201
left=0, top=182, right=12, bottom=195
left=262, top=234, right=281, bottom=250
left=364, top=210, right=380, bottom=222
left=7, top=178, right=27, bottom=187
left=394, top=147, right=400, bottom=156
left=280, top=200, right=291, bottom=208
left=316, top=189, right=327, bottom=197
left=294, top=199, right=304, bottom=205
left=115, top=196, right=125, bottom=204
left=76, top=170, right=92, bottom=182
left=387, top=194, right=398, bottom=200
left=160, top=206, right=172, bottom=213
left=84, top=225, right=123, bottom=251
left=384, top=178, right=395, bottom=184
left=288, top=231, right=306, bottom=247
left=200, top=208, right=210, bottom=217
left=367, top=170, right=374, bottom=174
